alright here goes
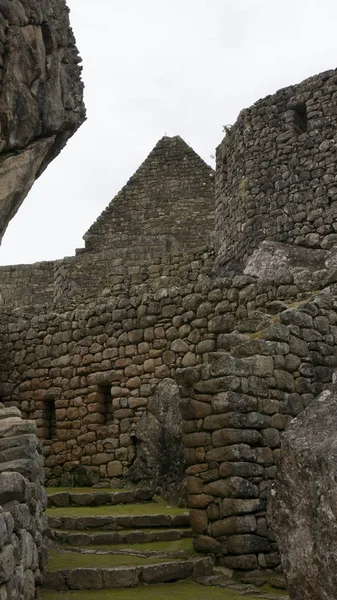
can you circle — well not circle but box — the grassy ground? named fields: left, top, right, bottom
left=46, top=488, right=120, bottom=495
left=47, top=503, right=187, bottom=518
left=39, top=581, right=288, bottom=600
left=56, top=527, right=190, bottom=534
left=62, top=538, right=194, bottom=553
left=48, top=549, right=179, bottom=570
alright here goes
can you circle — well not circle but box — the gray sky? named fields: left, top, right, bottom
left=1, top=0, right=337, bottom=265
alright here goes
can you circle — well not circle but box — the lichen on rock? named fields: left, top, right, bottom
left=269, top=384, right=337, bottom=600
left=0, top=0, right=86, bottom=241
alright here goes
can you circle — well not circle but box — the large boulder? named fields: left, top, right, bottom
left=129, top=378, right=186, bottom=505
left=0, top=0, right=85, bottom=241
left=269, top=385, right=337, bottom=600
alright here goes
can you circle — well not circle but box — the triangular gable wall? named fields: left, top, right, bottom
left=82, top=136, right=215, bottom=259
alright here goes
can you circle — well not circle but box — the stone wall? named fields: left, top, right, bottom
left=0, top=250, right=215, bottom=490
left=0, top=247, right=214, bottom=309
left=0, top=404, right=47, bottom=599
left=215, top=69, right=337, bottom=272
left=179, top=289, right=337, bottom=570
left=82, top=136, right=215, bottom=258
left=53, top=247, right=214, bottom=307
left=0, top=254, right=335, bottom=482
left=1, top=259, right=336, bottom=568
left=0, top=261, right=55, bottom=308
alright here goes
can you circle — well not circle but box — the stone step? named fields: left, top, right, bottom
left=47, top=488, right=153, bottom=508
left=60, top=537, right=194, bottom=559
left=44, top=551, right=213, bottom=590
left=47, top=503, right=189, bottom=531
left=52, top=527, right=192, bottom=546
left=39, top=580, right=289, bottom=600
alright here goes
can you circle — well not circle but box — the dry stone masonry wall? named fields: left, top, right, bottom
left=215, top=69, right=337, bottom=273
left=1, top=69, right=337, bottom=578
left=179, top=290, right=337, bottom=570
left=82, top=136, right=215, bottom=258
left=1, top=263, right=336, bottom=533
left=0, top=404, right=47, bottom=600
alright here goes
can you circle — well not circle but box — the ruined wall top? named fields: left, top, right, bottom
left=0, top=137, right=215, bottom=309
left=214, top=68, right=337, bottom=273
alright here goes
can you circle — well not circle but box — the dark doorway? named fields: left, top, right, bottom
left=97, top=384, right=113, bottom=425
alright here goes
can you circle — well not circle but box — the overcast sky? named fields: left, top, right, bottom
left=1, top=0, right=337, bottom=265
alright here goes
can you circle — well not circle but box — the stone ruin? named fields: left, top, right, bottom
left=0, top=4, right=337, bottom=595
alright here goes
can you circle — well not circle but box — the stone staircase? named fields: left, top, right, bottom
left=39, top=488, right=289, bottom=600
left=41, top=487, right=213, bottom=593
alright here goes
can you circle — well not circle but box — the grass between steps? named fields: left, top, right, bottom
left=39, top=581, right=288, bottom=600
left=47, top=488, right=121, bottom=495
left=62, top=538, right=194, bottom=554
left=47, top=503, right=187, bottom=518
left=56, top=527, right=191, bottom=535
left=47, top=549, right=185, bottom=570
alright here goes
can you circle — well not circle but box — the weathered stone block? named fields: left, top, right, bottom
left=227, top=534, right=271, bottom=554
left=0, top=472, right=28, bottom=505
left=67, top=568, right=103, bottom=589
left=222, top=498, right=265, bottom=516
left=206, top=444, right=253, bottom=462
left=219, top=462, right=264, bottom=479
left=209, top=354, right=274, bottom=378
left=186, top=477, right=204, bottom=495
left=188, top=494, right=213, bottom=508
left=194, top=376, right=240, bottom=394
left=211, top=515, right=257, bottom=536
left=208, top=315, right=236, bottom=333
left=103, top=567, right=139, bottom=588
left=189, top=509, right=208, bottom=534
left=0, top=544, right=15, bottom=584
left=212, top=391, right=257, bottom=414
left=142, top=561, right=192, bottom=583
left=221, top=554, right=258, bottom=570
left=107, top=461, right=123, bottom=477
left=180, top=399, right=212, bottom=420
left=193, top=535, right=221, bottom=554
left=273, top=369, right=295, bottom=392
left=212, top=428, right=261, bottom=447
left=204, top=477, right=258, bottom=499
left=183, top=432, right=210, bottom=448
left=204, top=411, right=269, bottom=431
